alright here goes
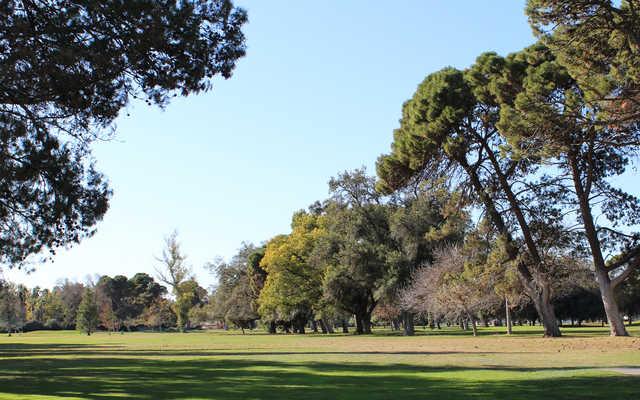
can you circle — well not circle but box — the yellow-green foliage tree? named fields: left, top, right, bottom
left=258, top=211, right=325, bottom=333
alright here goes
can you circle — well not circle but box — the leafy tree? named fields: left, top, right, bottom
left=616, top=268, right=640, bottom=324
left=76, top=287, right=99, bottom=335
left=527, top=0, right=640, bottom=122
left=56, top=280, right=85, bottom=328
left=95, top=275, right=132, bottom=330
left=0, top=281, right=26, bottom=335
left=386, top=187, right=467, bottom=335
left=142, top=298, right=176, bottom=331
left=42, top=289, right=66, bottom=328
left=174, top=279, right=206, bottom=332
left=377, top=61, right=564, bottom=336
left=25, top=287, right=46, bottom=323
left=0, top=0, right=247, bottom=267
left=128, top=273, right=167, bottom=317
left=247, top=247, right=267, bottom=318
left=259, top=212, right=325, bottom=334
left=209, top=243, right=261, bottom=332
left=493, top=43, right=640, bottom=335
left=314, top=170, right=394, bottom=334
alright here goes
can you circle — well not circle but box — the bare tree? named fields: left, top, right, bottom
left=155, top=231, right=191, bottom=293
left=154, top=231, right=192, bottom=332
left=401, top=245, right=500, bottom=336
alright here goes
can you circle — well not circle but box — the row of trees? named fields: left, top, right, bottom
left=205, top=168, right=639, bottom=337
left=1, top=0, right=639, bottom=338
left=375, top=0, right=640, bottom=336
left=0, top=257, right=209, bottom=335
left=209, top=0, right=640, bottom=337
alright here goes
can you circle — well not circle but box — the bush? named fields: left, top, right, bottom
left=22, top=320, right=45, bottom=332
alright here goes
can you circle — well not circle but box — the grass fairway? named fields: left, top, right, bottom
left=0, top=326, right=639, bottom=399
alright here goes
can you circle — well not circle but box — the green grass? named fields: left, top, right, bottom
left=0, top=325, right=639, bottom=399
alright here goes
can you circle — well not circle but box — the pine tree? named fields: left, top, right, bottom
left=76, top=288, right=99, bottom=336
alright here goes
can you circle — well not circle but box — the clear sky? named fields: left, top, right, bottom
left=5, top=0, right=611, bottom=289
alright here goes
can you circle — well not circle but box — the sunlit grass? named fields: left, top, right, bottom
left=0, top=325, right=638, bottom=399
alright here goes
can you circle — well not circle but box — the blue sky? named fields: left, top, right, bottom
left=5, top=1, right=583, bottom=289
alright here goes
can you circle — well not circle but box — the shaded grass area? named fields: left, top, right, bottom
left=0, top=328, right=639, bottom=399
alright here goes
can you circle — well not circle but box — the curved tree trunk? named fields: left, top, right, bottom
left=530, top=291, right=561, bottom=337
left=568, top=151, right=629, bottom=336
left=595, top=268, right=629, bottom=336
left=462, top=162, right=561, bottom=337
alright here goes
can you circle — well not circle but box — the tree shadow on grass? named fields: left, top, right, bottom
left=0, top=349, right=638, bottom=399
left=0, top=342, right=551, bottom=358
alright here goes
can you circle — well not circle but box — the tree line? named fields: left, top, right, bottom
left=1, top=1, right=640, bottom=337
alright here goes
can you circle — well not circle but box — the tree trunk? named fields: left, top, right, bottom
left=530, top=291, right=561, bottom=337
left=391, top=318, right=400, bottom=331
left=355, top=314, right=364, bottom=334
left=342, top=318, right=349, bottom=333
left=595, top=268, right=629, bottom=336
left=517, top=263, right=561, bottom=337
left=505, top=297, right=513, bottom=335
left=568, top=151, right=629, bottom=336
left=322, top=318, right=335, bottom=333
left=317, top=319, right=327, bottom=334
left=402, top=311, right=415, bottom=336
left=311, top=320, right=318, bottom=333
left=362, top=313, right=372, bottom=334
left=470, top=316, right=478, bottom=337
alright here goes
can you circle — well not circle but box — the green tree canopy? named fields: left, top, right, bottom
left=0, top=0, right=247, bottom=267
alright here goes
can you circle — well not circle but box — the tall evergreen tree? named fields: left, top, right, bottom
left=76, top=288, right=99, bottom=336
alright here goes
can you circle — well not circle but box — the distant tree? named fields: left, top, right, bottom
left=0, top=281, right=26, bottom=335
left=616, top=268, right=640, bottom=324
left=42, top=289, right=65, bottom=328
left=56, top=280, right=85, bottom=328
left=259, top=213, right=325, bottom=334
left=315, top=170, right=393, bottom=335
left=402, top=245, right=499, bottom=336
left=76, top=288, right=99, bottom=335
left=128, top=273, right=167, bottom=318
left=0, top=0, right=247, bottom=267
left=386, top=187, right=467, bottom=335
left=155, top=231, right=192, bottom=332
left=25, top=287, right=46, bottom=324
left=174, top=279, right=207, bottom=332
left=143, top=298, right=176, bottom=331
left=209, top=243, right=261, bottom=332
left=247, top=247, right=267, bottom=317
left=95, top=275, right=133, bottom=330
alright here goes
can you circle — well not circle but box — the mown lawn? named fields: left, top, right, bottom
left=0, top=325, right=639, bottom=399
